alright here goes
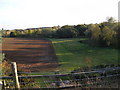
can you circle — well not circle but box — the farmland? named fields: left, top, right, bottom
left=2, top=38, right=118, bottom=72
left=0, top=0, right=119, bottom=88
left=1, top=37, right=119, bottom=89
left=2, top=37, right=118, bottom=73
left=1, top=22, right=119, bottom=88
left=2, top=38, right=58, bottom=72
left=51, top=38, right=118, bottom=72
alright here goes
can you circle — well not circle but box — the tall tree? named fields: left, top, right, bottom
left=74, top=24, right=87, bottom=36
left=106, top=17, right=116, bottom=23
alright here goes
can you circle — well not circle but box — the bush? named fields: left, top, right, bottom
left=74, top=24, right=88, bottom=37
left=41, top=28, right=56, bottom=38
left=10, top=32, right=16, bottom=37
left=85, top=22, right=117, bottom=47
left=56, top=26, right=78, bottom=38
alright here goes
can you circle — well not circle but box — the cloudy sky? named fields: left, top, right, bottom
left=0, top=0, right=119, bottom=30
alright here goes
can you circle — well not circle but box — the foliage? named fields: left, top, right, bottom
left=10, top=32, right=16, bottom=37
left=3, top=17, right=119, bottom=48
left=41, top=28, right=56, bottom=38
left=85, top=24, right=101, bottom=46
left=85, top=17, right=118, bottom=47
left=0, top=53, right=5, bottom=62
left=74, top=24, right=88, bottom=36
left=0, top=37, right=6, bottom=76
left=100, top=26, right=115, bottom=46
left=0, top=37, right=4, bottom=62
left=56, top=25, right=78, bottom=38
left=106, top=17, right=116, bottom=23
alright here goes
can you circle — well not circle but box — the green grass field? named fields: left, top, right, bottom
left=50, top=38, right=119, bottom=72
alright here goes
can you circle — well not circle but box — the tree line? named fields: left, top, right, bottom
left=1, top=17, right=120, bottom=48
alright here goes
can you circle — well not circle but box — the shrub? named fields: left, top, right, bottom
left=74, top=24, right=88, bottom=37
left=41, top=28, right=56, bottom=38
left=56, top=26, right=78, bottom=38
left=10, top=32, right=16, bottom=37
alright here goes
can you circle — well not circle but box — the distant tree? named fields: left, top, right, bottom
left=116, top=22, right=120, bottom=48
left=74, top=24, right=87, bottom=37
left=14, top=31, right=21, bottom=36
left=106, top=17, right=116, bottom=23
left=32, top=30, right=40, bottom=37
left=101, top=26, right=115, bottom=46
left=86, top=24, right=101, bottom=46
left=85, top=24, right=101, bottom=39
left=56, top=25, right=78, bottom=38
left=28, top=29, right=34, bottom=36
left=99, top=18, right=117, bottom=47
left=85, top=22, right=117, bottom=47
left=41, top=28, right=56, bottom=38
left=10, top=32, right=16, bottom=37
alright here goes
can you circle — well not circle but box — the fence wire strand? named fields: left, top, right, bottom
left=1, top=66, right=120, bottom=89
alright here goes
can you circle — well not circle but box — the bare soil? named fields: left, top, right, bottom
left=2, top=38, right=58, bottom=72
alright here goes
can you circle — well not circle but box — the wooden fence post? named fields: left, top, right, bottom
left=11, top=62, right=20, bottom=89
left=2, top=80, right=6, bottom=89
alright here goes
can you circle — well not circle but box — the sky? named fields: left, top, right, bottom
left=0, top=0, right=119, bottom=30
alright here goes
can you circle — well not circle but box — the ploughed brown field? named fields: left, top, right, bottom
left=2, top=38, right=58, bottom=72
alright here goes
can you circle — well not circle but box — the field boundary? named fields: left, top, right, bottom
left=0, top=62, right=120, bottom=89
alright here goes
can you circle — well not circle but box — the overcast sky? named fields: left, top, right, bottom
left=0, top=0, right=119, bottom=30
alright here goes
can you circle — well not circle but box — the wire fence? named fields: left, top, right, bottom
left=0, top=62, right=120, bottom=89
left=3, top=73, right=119, bottom=89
